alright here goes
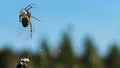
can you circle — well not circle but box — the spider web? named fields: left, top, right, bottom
left=17, top=25, right=31, bottom=40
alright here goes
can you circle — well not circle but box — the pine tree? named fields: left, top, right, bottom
left=82, top=36, right=104, bottom=68
left=57, top=33, right=76, bottom=68
left=105, top=44, right=120, bottom=68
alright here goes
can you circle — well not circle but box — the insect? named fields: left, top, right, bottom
left=19, top=4, right=40, bottom=38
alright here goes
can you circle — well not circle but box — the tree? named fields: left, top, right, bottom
left=0, top=47, right=17, bottom=68
left=39, top=38, right=50, bottom=68
left=105, top=44, right=120, bottom=68
left=57, top=33, right=76, bottom=68
left=82, top=36, right=104, bottom=68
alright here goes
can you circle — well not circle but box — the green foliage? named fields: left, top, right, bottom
left=57, top=33, right=76, bottom=68
left=105, top=44, right=120, bottom=68
left=82, top=36, right=105, bottom=68
left=0, top=34, right=120, bottom=68
left=0, top=47, right=17, bottom=68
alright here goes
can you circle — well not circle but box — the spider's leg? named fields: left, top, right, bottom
left=26, top=6, right=38, bottom=11
left=19, top=14, right=23, bottom=22
left=31, top=16, right=41, bottom=22
left=19, top=10, right=22, bottom=22
left=25, top=4, right=37, bottom=9
left=19, top=15, right=22, bottom=22
left=25, top=4, right=37, bottom=11
left=19, top=10, right=25, bottom=22
left=30, top=22, right=32, bottom=38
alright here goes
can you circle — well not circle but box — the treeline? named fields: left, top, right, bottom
left=0, top=33, right=120, bottom=68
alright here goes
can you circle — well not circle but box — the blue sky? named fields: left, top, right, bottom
left=0, top=0, right=120, bottom=56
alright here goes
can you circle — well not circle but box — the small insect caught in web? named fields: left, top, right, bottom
left=19, top=4, right=41, bottom=38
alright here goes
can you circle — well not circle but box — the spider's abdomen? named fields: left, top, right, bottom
left=22, top=17, right=29, bottom=27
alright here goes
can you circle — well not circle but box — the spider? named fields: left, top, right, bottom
left=19, top=4, right=40, bottom=38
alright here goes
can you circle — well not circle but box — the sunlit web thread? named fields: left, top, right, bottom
left=15, top=24, right=26, bottom=43
left=20, top=28, right=31, bottom=39
left=16, top=26, right=32, bottom=63
left=16, top=23, right=30, bottom=40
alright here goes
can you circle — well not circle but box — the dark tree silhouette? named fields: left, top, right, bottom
left=105, top=44, right=120, bottom=68
left=57, top=33, right=76, bottom=68
left=82, top=36, right=105, bottom=68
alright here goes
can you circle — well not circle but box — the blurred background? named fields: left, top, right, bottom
left=0, top=0, right=120, bottom=68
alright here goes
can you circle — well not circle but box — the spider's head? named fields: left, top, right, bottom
left=26, top=11, right=31, bottom=18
